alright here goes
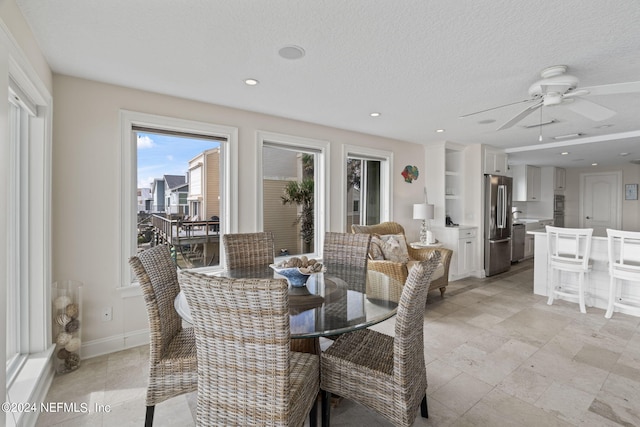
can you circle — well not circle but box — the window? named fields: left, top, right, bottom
left=135, top=130, right=221, bottom=269
left=344, top=145, right=392, bottom=229
left=120, top=111, right=238, bottom=287
left=5, top=74, right=51, bottom=391
left=6, top=91, right=28, bottom=373
left=258, top=132, right=329, bottom=258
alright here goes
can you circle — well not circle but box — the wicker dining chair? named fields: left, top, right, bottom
left=322, top=231, right=371, bottom=270
left=180, top=270, right=321, bottom=427
left=223, top=231, right=276, bottom=269
left=320, top=253, right=441, bottom=427
left=129, top=245, right=198, bottom=427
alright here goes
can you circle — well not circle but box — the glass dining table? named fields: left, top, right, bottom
left=174, top=264, right=404, bottom=354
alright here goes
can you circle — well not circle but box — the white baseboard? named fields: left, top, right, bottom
left=81, top=329, right=150, bottom=359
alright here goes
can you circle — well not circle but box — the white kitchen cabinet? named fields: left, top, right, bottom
left=513, top=165, right=541, bottom=201
left=524, top=234, right=535, bottom=259
left=434, top=226, right=477, bottom=280
left=554, top=167, right=566, bottom=191
left=484, top=149, right=508, bottom=175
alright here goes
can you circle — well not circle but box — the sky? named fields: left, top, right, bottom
left=137, top=132, right=219, bottom=189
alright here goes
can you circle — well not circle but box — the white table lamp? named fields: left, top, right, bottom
left=413, top=203, right=435, bottom=244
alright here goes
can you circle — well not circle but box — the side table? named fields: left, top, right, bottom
left=410, top=241, right=443, bottom=249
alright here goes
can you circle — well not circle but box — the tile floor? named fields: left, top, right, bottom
left=36, top=259, right=640, bottom=426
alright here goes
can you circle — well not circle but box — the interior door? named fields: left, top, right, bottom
left=581, top=172, right=621, bottom=235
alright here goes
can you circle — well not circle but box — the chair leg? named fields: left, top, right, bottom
left=578, top=272, right=587, bottom=314
left=309, top=395, right=318, bottom=427
left=145, top=406, right=155, bottom=427
left=321, top=390, right=331, bottom=427
left=547, top=267, right=555, bottom=306
left=421, top=394, right=429, bottom=418
left=605, top=276, right=616, bottom=319
left=439, top=287, right=446, bottom=298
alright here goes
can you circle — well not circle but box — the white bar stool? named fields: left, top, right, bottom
left=605, top=229, right=640, bottom=319
left=546, top=226, right=593, bottom=313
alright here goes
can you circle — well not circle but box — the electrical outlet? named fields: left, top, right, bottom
left=102, top=307, right=112, bottom=321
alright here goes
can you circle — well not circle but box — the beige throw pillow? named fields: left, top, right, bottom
left=369, top=235, right=385, bottom=260
left=377, top=234, right=410, bottom=263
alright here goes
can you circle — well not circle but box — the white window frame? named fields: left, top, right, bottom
left=119, top=111, right=238, bottom=292
left=256, top=131, right=330, bottom=259
left=3, top=42, right=53, bottom=427
left=341, top=145, right=393, bottom=231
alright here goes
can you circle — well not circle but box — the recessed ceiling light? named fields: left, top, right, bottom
left=560, top=152, right=570, bottom=155
left=436, top=129, right=445, bottom=133
left=244, top=78, right=259, bottom=86
left=592, top=163, right=598, bottom=166
left=596, top=124, right=613, bottom=129
left=370, top=112, right=381, bottom=117
left=619, top=152, right=630, bottom=156
left=278, top=45, right=305, bottom=60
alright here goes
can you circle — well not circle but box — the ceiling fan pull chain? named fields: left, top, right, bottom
left=538, top=106, right=543, bottom=142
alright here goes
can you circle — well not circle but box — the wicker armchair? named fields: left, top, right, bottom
left=223, top=231, right=275, bottom=269
left=129, top=245, right=198, bottom=427
left=352, top=221, right=452, bottom=297
left=180, top=271, right=320, bottom=427
left=320, top=254, right=441, bottom=427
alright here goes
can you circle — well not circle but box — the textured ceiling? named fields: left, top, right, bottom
left=15, top=0, right=640, bottom=167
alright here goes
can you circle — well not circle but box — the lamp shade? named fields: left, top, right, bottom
left=413, top=203, right=435, bottom=220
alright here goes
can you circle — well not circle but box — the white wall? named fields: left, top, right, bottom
left=52, top=75, right=426, bottom=351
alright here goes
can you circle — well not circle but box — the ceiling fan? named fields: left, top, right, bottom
left=461, top=65, right=640, bottom=130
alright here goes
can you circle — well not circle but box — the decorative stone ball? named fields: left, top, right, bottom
left=65, top=319, right=80, bottom=333
left=56, top=313, right=71, bottom=327
left=56, top=332, right=72, bottom=346
left=56, top=348, right=70, bottom=360
left=65, top=337, right=81, bottom=352
left=54, top=295, right=72, bottom=310
left=65, top=303, right=79, bottom=319
left=64, top=353, right=81, bottom=370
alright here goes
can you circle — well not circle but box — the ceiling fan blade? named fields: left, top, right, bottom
left=562, top=89, right=590, bottom=98
left=459, top=98, right=536, bottom=118
left=496, top=101, right=543, bottom=130
left=580, top=81, right=640, bottom=96
left=564, top=98, right=616, bottom=121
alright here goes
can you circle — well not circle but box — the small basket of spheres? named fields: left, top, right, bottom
left=270, top=256, right=324, bottom=287
left=52, top=280, right=83, bottom=374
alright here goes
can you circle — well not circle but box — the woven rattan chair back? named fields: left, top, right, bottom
left=180, top=271, right=319, bottom=426
left=394, top=252, right=441, bottom=396
left=320, top=252, right=441, bottom=427
left=223, top=231, right=275, bottom=270
left=323, top=231, right=371, bottom=269
left=129, top=244, right=197, bottom=426
left=351, top=221, right=405, bottom=236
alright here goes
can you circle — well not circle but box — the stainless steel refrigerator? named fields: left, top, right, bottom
left=484, top=174, right=513, bottom=276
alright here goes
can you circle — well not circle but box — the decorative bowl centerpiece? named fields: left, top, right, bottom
left=270, top=256, right=323, bottom=288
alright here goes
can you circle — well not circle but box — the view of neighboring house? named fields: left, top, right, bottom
left=262, top=146, right=308, bottom=255
left=150, top=174, right=189, bottom=216
left=137, top=187, right=152, bottom=213
left=187, top=148, right=220, bottom=221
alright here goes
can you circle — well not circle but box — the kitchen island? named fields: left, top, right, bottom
left=530, top=230, right=640, bottom=317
